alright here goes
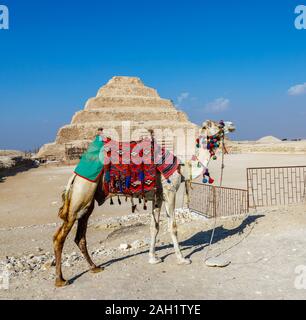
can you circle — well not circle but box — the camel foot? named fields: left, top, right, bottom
left=148, top=256, right=162, bottom=265
left=177, top=257, right=192, bottom=265
left=90, top=266, right=104, bottom=274
left=55, top=278, right=69, bottom=287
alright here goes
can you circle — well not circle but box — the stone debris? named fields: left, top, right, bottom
left=0, top=151, right=38, bottom=173
left=92, top=212, right=150, bottom=230
left=0, top=238, right=150, bottom=278
left=95, top=222, right=122, bottom=230
left=119, top=243, right=132, bottom=251
left=0, top=156, right=15, bottom=169
left=131, top=240, right=146, bottom=249
left=175, top=207, right=208, bottom=222
left=0, top=208, right=211, bottom=280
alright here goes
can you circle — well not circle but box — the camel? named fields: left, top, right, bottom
left=53, top=120, right=235, bottom=287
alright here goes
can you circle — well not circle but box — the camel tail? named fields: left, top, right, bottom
left=58, top=174, right=76, bottom=221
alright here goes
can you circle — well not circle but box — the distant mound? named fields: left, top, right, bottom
left=0, top=150, right=24, bottom=157
left=0, top=150, right=37, bottom=173
left=257, top=136, right=281, bottom=144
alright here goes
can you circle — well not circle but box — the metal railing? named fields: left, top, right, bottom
left=65, top=143, right=89, bottom=160
left=189, top=182, right=249, bottom=218
left=247, top=166, right=306, bottom=208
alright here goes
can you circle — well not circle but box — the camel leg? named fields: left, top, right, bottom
left=164, top=189, right=191, bottom=265
left=131, top=197, right=137, bottom=213
left=53, top=217, right=76, bottom=287
left=148, top=203, right=162, bottom=265
left=74, top=202, right=104, bottom=273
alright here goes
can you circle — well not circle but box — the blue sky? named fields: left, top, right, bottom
left=0, top=0, right=306, bottom=150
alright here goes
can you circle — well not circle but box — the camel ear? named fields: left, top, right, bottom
left=202, top=120, right=210, bottom=129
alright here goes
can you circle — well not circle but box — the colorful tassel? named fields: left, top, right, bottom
left=138, top=171, right=145, bottom=181
left=125, top=176, right=131, bottom=188
left=105, top=171, right=110, bottom=183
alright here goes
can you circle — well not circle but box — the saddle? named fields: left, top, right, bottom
left=101, top=138, right=179, bottom=197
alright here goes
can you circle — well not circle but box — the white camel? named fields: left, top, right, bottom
left=53, top=120, right=235, bottom=287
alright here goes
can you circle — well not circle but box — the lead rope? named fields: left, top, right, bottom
left=204, top=135, right=225, bottom=263
left=204, top=138, right=257, bottom=264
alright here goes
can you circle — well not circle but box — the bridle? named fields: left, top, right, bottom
left=194, top=120, right=226, bottom=184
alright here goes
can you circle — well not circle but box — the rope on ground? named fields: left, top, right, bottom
left=203, top=137, right=256, bottom=266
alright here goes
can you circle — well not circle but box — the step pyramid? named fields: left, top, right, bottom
left=37, top=76, right=198, bottom=161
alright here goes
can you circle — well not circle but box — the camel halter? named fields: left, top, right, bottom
left=195, top=121, right=226, bottom=185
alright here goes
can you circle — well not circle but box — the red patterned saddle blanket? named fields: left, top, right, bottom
left=102, top=138, right=179, bottom=195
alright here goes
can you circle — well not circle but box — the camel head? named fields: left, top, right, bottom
left=197, top=120, right=236, bottom=154
left=200, top=120, right=236, bottom=137
left=190, top=120, right=236, bottom=181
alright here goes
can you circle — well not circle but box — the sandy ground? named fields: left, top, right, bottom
left=229, top=139, right=306, bottom=154
left=0, top=154, right=306, bottom=300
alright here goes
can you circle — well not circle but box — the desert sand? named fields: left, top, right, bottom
left=0, top=153, right=306, bottom=300
left=229, top=139, right=306, bottom=154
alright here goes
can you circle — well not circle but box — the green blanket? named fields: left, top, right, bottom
left=74, top=136, right=104, bottom=182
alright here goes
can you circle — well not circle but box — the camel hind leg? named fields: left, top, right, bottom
left=53, top=174, right=99, bottom=287
left=53, top=217, right=76, bottom=287
left=74, top=201, right=104, bottom=273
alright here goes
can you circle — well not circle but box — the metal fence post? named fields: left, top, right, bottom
left=213, top=186, right=217, bottom=218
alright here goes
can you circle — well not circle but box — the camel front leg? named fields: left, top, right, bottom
left=148, top=204, right=162, bottom=265
left=164, top=188, right=191, bottom=265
